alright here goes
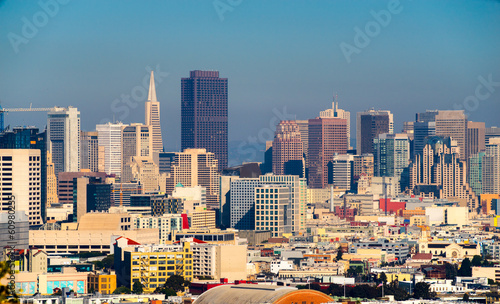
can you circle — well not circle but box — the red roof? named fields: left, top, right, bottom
left=115, top=236, right=141, bottom=245
left=175, top=238, right=207, bottom=244
left=412, top=253, right=433, bottom=260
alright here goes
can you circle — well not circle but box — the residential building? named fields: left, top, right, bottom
left=229, top=178, right=261, bottom=230
left=483, top=138, right=500, bottom=194
left=133, top=213, right=183, bottom=243
left=373, top=133, right=410, bottom=183
left=469, top=152, right=485, bottom=195
left=255, top=185, right=290, bottom=237
left=181, top=70, right=228, bottom=170
left=88, top=272, right=117, bottom=295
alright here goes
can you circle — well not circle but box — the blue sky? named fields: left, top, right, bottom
left=1, top=0, right=499, bottom=163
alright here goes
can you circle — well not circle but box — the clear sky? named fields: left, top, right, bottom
left=1, top=0, right=499, bottom=164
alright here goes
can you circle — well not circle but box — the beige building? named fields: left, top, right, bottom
left=419, top=241, right=480, bottom=259
left=435, top=110, right=467, bottom=159
left=0, top=149, right=42, bottom=226
left=15, top=267, right=90, bottom=295
left=165, top=149, right=220, bottom=209
left=483, top=138, right=500, bottom=194
left=29, top=212, right=159, bottom=254
left=130, top=156, right=160, bottom=193
left=255, top=185, right=290, bottom=237
left=145, top=71, right=163, bottom=154
left=80, top=131, right=99, bottom=172
left=472, top=267, right=500, bottom=283
left=189, top=205, right=216, bottom=230
left=425, top=206, right=468, bottom=227
left=320, top=101, right=351, bottom=148
left=191, top=242, right=247, bottom=281
left=46, top=151, right=59, bottom=208
left=122, top=124, right=153, bottom=183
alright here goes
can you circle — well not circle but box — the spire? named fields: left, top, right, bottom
left=147, top=71, right=157, bottom=102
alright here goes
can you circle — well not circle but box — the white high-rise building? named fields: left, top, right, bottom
left=483, top=138, right=500, bottom=194
left=145, top=71, right=163, bottom=153
left=320, top=98, right=351, bottom=149
left=47, top=107, right=80, bottom=176
left=0, top=149, right=42, bottom=226
left=96, top=122, right=126, bottom=177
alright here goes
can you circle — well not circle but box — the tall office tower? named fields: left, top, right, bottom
left=181, top=70, right=228, bottom=171
left=373, top=133, right=410, bottom=183
left=320, top=99, right=351, bottom=148
left=295, top=120, right=309, bottom=166
left=409, top=137, right=479, bottom=212
left=0, top=127, right=47, bottom=223
left=435, top=110, right=467, bottom=160
left=356, top=110, right=393, bottom=155
left=260, top=141, right=273, bottom=174
left=483, top=138, right=500, bottom=195
left=229, top=178, right=261, bottom=230
left=121, top=124, right=152, bottom=183
left=80, top=131, right=99, bottom=172
left=413, top=121, right=436, bottom=158
left=47, top=107, right=80, bottom=176
left=469, top=152, right=485, bottom=196
left=308, top=117, right=348, bottom=189
left=467, top=121, right=486, bottom=158
left=145, top=71, right=163, bottom=153
left=329, top=154, right=354, bottom=191
left=0, top=150, right=42, bottom=226
left=255, top=185, right=290, bottom=237
left=46, top=151, right=58, bottom=207
left=163, top=149, right=220, bottom=209
left=96, top=122, right=126, bottom=177
left=272, top=121, right=303, bottom=175
left=259, top=174, right=308, bottom=233
left=486, top=127, right=500, bottom=145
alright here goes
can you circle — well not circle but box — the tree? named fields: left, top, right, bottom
left=0, top=262, right=19, bottom=303
left=132, top=281, right=143, bottom=294
left=445, top=263, right=458, bottom=280
left=162, top=275, right=190, bottom=292
left=471, top=255, right=483, bottom=267
left=463, top=293, right=470, bottom=302
left=413, top=282, right=434, bottom=299
left=379, top=272, right=388, bottom=284
left=336, top=248, right=343, bottom=261
left=458, top=258, right=472, bottom=277
left=113, top=286, right=132, bottom=294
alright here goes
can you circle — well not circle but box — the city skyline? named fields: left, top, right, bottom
left=1, top=1, right=499, bottom=160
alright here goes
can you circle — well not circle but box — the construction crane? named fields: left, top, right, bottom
left=0, top=103, right=56, bottom=132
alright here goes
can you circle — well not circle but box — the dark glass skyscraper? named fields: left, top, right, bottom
left=181, top=70, right=228, bottom=170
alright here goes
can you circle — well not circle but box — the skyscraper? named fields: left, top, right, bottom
left=96, top=122, right=126, bottom=177
left=467, top=121, right=486, bottom=157
left=272, top=120, right=303, bottom=175
left=483, top=138, right=500, bottom=195
left=320, top=99, right=351, bottom=148
left=486, top=127, right=500, bottom=145
left=373, top=133, right=410, bottom=191
left=181, top=70, right=228, bottom=171
left=435, top=110, right=467, bottom=160
left=145, top=71, right=163, bottom=153
left=356, top=110, right=393, bottom=155
left=308, top=117, right=348, bottom=189
left=80, top=131, right=99, bottom=172
left=47, top=106, right=80, bottom=176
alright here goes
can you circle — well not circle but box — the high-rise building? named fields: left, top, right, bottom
left=402, top=121, right=414, bottom=140
left=80, top=131, right=99, bottom=172
left=353, top=154, right=374, bottom=179
left=57, top=172, right=107, bottom=205
left=435, top=110, right=467, bottom=160
left=483, top=138, right=500, bottom=195
left=121, top=124, right=152, bottom=183
left=129, top=156, right=161, bottom=194
left=46, top=151, right=58, bottom=207
left=469, top=152, right=485, bottom=196
left=308, top=117, right=348, bottom=189
left=486, top=127, right=500, bottom=146
left=255, top=185, right=290, bottom=238
left=373, top=133, right=410, bottom=183
left=272, top=121, right=303, bottom=175
left=467, top=121, right=486, bottom=158
left=163, top=149, right=220, bottom=209
left=295, top=120, right=309, bottom=166
left=329, top=154, right=354, bottom=191
left=320, top=99, right=351, bottom=148
left=0, top=149, right=42, bottom=226
left=409, top=137, right=478, bottom=212
left=181, top=70, right=228, bottom=170
left=145, top=71, right=163, bottom=153
left=47, top=107, right=80, bottom=177
left=413, top=121, right=436, bottom=158
left=73, top=176, right=111, bottom=223
left=356, top=110, right=393, bottom=155
left=111, top=182, right=142, bottom=207
left=229, top=178, right=261, bottom=230
left=96, top=122, right=126, bottom=177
